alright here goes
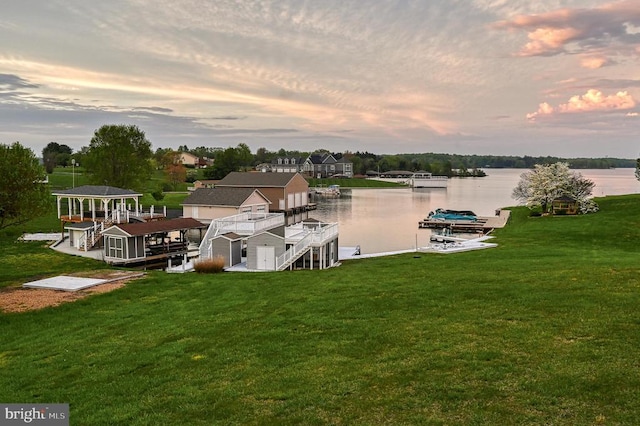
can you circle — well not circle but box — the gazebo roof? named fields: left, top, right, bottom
left=52, top=185, right=142, bottom=198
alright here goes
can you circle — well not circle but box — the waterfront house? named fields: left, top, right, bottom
left=215, top=172, right=311, bottom=221
left=181, top=187, right=271, bottom=223
left=302, top=152, right=353, bottom=178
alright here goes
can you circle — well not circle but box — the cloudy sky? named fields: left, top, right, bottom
left=2, top=0, right=639, bottom=157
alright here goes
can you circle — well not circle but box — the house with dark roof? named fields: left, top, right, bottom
left=302, top=153, right=353, bottom=178
left=215, top=172, right=311, bottom=219
left=271, top=156, right=304, bottom=173
left=181, top=187, right=271, bottom=223
left=102, top=217, right=206, bottom=265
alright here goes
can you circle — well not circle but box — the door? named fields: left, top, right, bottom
left=256, top=246, right=275, bottom=270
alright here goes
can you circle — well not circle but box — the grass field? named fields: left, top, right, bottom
left=1, top=195, right=639, bottom=424
left=307, top=177, right=405, bottom=188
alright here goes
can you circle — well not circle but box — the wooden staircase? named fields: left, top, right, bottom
left=80, top=217, right=114, bottom=251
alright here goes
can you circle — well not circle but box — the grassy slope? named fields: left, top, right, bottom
left=0, top=196, right=639, bottom=424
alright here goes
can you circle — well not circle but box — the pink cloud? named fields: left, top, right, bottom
left=527, top=89, right=637, bottom=121
left=580, top=56, right=612, bottom=69
left=494, top=0, right=640, bottom=61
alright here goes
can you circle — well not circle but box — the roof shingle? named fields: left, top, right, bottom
left=182, top=187, right=270, bottom=206
left=51, top=185, right=142, bottom=197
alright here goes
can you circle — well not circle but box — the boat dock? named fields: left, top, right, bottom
left=419, top=209, right=511, bottom=233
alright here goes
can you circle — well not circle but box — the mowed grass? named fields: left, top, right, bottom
left=1, top=196, right=639, bottom=424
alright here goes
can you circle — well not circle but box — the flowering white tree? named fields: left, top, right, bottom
left=512, top=162, right=598, bottom=214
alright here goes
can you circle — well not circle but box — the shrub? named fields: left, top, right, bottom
left=185, top=169, right=198, bottom=183
left=151, top=190, right=165, bottom=202
left=194, top=256, right=226, bottom=273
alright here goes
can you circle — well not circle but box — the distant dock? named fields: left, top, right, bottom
left=419, top=209, right=511, bottom=233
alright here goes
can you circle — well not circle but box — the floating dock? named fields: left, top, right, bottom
left=419, top=209, right=511, bottom=233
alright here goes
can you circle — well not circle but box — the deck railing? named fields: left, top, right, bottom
left=275, top=223, right=339, bottom=270
left=275, top=233, right=314, bottom=270
left=198, top=212, right=285, bottom=259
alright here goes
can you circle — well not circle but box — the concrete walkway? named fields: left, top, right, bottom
left=20, top=233, right=106, bottom=261
left=339, top=236, right=497, bottom=260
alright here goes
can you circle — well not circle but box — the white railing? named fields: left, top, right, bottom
left=275, top=233, right=314, bottom=270
left=308, top=223, right=339, bottom=245
left=198, top=212, right=285, bottom=259
left=276, top=223, right=339, bottom=270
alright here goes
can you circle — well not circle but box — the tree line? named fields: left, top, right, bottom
left=36, top=124, right=639, bottom=190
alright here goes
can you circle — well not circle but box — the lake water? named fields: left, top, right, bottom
left=311, top=168, right=640, bottom=254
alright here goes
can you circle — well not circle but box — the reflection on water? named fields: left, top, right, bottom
left=311, top=168, right=639, bottom=254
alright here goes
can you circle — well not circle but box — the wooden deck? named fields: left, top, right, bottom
left=419, top=209, right=511, bottom=233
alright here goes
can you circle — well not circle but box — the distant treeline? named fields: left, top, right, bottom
left=340, top=152, right=634, bottom=177
left=155, top=144, right=635, bottom=178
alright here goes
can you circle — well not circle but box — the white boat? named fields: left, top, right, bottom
left=410, top=172, right=448, bottom=188
left=315, top=184, right=341, bottom=197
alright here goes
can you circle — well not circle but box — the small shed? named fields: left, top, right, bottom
left=552, top=195, right=579, bottom=215
left=64, top=221, right=100, bottom=251
left=246, top=230, right=286, bottom=271
left=210, top=232, right=243, bottom=268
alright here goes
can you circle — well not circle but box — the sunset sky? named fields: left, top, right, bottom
left=2, top=0, right=639, bottom=157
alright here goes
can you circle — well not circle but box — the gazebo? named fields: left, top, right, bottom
left=552, top=195, right=579, bottom=215
left=52, top=185, right=143, bottom=224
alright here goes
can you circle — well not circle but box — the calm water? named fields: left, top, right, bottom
left=312, top=168, right=640, bottom=254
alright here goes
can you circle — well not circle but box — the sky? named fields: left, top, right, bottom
left=1, top=0, right=640, bottom=158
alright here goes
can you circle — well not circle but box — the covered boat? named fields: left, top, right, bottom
left=427, top=208, right=477, bottom=222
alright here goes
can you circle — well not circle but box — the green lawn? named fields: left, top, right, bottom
left=308, top=177, right=405, bottom=188
left=1, top=196, right=639, bottom=424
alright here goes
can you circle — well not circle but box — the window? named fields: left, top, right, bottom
left=107, top=236, right=124, bottom=259
left=284, top=158, right=289, bottom=164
